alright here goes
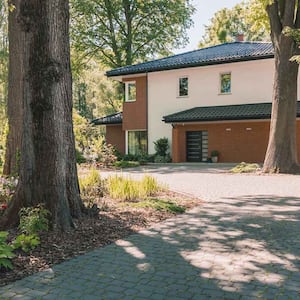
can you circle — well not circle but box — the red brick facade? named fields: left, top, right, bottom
left=122, top=76, right=147, bottom=131
left=172, top=120, right=300, bottom=163
left=106, top=125, right=125, bottom=155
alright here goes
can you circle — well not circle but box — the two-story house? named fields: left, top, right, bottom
left=92, top=41, right=300, bottom=163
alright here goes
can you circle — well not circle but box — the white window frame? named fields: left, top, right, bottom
left=178, top=76, right=189, bottom=98
left=125, top=81, right=136, bottom=102
left=219, top=72, right=231, bottom=95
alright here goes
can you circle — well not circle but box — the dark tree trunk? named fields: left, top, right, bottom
left=3, top=0, right=24, bottom=176
left=1, top=0, right=84, bottom=231
left=263, top=1, right=300, bottom=174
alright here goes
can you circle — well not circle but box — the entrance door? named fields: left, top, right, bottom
left=186, top=131, right=202, bottom=162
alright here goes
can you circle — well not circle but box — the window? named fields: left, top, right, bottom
left=125, top=81, right=136, bottom=102
left=220, top=73, right=231, bottom=94
left=127, top=131, right=147, bottom=155
left=178, top=77, right=188, bottom=97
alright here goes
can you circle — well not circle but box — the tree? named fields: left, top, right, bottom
left=199, top=1, right=270, bottom=48
left=261, top=0, right=300, bottom=173
left=1, top=0, right=84, bottom=230
left=3, top=0, right=24, bottom=175
left=70, top=0, right=195, bottom=68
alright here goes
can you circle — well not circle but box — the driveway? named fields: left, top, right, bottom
left=1, top=163, right=300, bottom=300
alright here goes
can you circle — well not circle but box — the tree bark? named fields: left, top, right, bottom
left=1, top=0, right=84, bottom=230
left=3, top=0, right=24, bottom=176
left=263, top=1, right=300, bottom=174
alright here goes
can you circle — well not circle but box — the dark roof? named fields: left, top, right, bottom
left=163, top=102, right=300, bottom=123
left=106, top=42, right=274, bottom=77
left=91, top=112, right=123, bottom=125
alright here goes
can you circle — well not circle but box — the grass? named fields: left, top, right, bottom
left=129, top=198, right=185, bottom=213
left=114, top=161, right=140, bottom=168
left=230, top=162, right=260, bottom=173
left=107, top=175, right=163, bottom=201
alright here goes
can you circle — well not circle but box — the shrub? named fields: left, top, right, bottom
left=154, top=137, right=169, bottom=157
left=12, top=234, right=40, bottom=253
left=114, top=161, right=140, bottom=168
left=18, top=204, right=50, bottom=235
left=230, top=162, right=260, bottom=173
left=79, top=168, right=106, bottom=207
left=0, top=176, right=18, bottom=204
left=141, top=175, right=161, bottom=197
left=76, top=148, right=86, bottom=164
left=0, top=231, right=15, bottom=270
left=130, top=199, right=185, bottom=213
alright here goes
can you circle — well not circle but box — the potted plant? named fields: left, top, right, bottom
left=211, top=150, right=219, bottom=163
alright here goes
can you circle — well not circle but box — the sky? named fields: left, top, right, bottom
left=174, top=0, right=243, bottom=54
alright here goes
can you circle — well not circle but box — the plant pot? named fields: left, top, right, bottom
left=211, top=156, right=218, bottom=163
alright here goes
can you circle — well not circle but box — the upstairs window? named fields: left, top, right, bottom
left=125, top=81, right=136, bottom=102
left=220, top=73, right=231, bottom=94
left=178, top=77, right=188, bottom=97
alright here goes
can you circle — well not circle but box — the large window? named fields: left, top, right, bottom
left=125, top=81, right=136, bottom=102
left=220, top=73, right=231, bottom=94
left=178, top=77, right=188, bottom=97
left=127, top=131, right=147, bottom=155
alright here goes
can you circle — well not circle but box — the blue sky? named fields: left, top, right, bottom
left=174, top=0, right=242, bottom=53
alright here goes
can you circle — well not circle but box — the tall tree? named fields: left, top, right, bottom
left=70, top=0, right=195, bottom=68
left=261, top=0, right=300, bottom=173
left=2, top=0, right=84, bottom=230
left=3, top=0, right=24, bottom=175
left=199, top=1, right=270, bottom=48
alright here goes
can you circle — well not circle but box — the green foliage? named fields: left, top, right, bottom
left=12, top=234, right=40, bottom=253
left=154, top=138, right=169, bottom=156
left=107, top=175, right=162, bottom=201
left=211, top=150, right=219, bottom=157
left=114, top=160, right=140, bottom=168
left=130, top=198, right=185, bottom=213
left=18, top=205, right=50, bottom=235
left=230, top=162, right=260, bottom=173
left=199, top=1, right=270, bottom=48
left=0, top=176, right=17, bottom=204
left=70, top=0, right=195, bottom=69
left=0, top=231, right=14, bottom=270
left=153, top=138, right=171, bottom=163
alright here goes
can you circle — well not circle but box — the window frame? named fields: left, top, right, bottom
left=125, top=81, right=136, bottom=102
left=219, top=72, right=232, bottom=95
left=178, top=76, right=189, bottom=98
left=126, top=130, right=147, bottom=155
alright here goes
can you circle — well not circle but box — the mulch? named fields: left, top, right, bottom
left=0, top=191, right=201, bottom=287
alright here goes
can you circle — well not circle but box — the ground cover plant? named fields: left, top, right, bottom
left=0, top=167, right=200, bottom=286
left=230, top=162, right=261, bottom=173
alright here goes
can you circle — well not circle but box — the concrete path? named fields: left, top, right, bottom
left=1, top=164, right=300, bottom=300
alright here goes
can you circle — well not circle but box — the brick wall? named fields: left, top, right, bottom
left=106, top=125, right=125, bottom=155
left=172, top=120, right=300, bottom=163
left=122, top=76, right=147, bottom=131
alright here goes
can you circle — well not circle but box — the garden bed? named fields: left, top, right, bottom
left=0, top=190, right=200, bottom=286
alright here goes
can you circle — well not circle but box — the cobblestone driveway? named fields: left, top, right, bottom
left=1, top=164, right=300, bottom=300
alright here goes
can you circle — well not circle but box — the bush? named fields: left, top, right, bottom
left=230, top=162, right=260, bottom=173
left=18, top=205, right=50, bottom=235
left=12, top=234, right=40, bottom=253
left=76, top=148, right=86, bottom=164
left=154, top=137, right=169, bottom=157
left=0, top=231, right=15, bottom=270
left=79, top=168, right=106, bottom=207
left=130, top=199, right=185, bottom=213
left=114, top=161, right=140, bottom=168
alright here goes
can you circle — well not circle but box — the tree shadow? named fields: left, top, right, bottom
left=1, top=195, right=300, bottom=299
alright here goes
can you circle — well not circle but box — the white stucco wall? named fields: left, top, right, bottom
left=147, top=58, right=277, bottom=154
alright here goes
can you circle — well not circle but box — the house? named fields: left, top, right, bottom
left=92, top=41, right=300, bottom=163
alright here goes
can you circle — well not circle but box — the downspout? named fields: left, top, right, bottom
left=146, top=72, right=149, bottom=155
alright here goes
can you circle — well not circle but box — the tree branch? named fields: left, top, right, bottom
left=283, top=0, right=296, bottom=27
left=266, top=1, right=282, bottom=47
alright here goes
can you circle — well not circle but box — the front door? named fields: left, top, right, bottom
left=186, top=131, right=202, bottom=162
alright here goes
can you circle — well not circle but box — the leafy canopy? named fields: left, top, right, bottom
left=70, top=0, right=195, bottom=68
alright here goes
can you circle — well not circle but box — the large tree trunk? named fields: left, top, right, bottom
left=263, top=1, right=300, bottom=174
left=1, top=0, right=84, bottom=231
left=3, top=0, right=24, bottom=176
left=263, top=38, right=300, bottom=173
